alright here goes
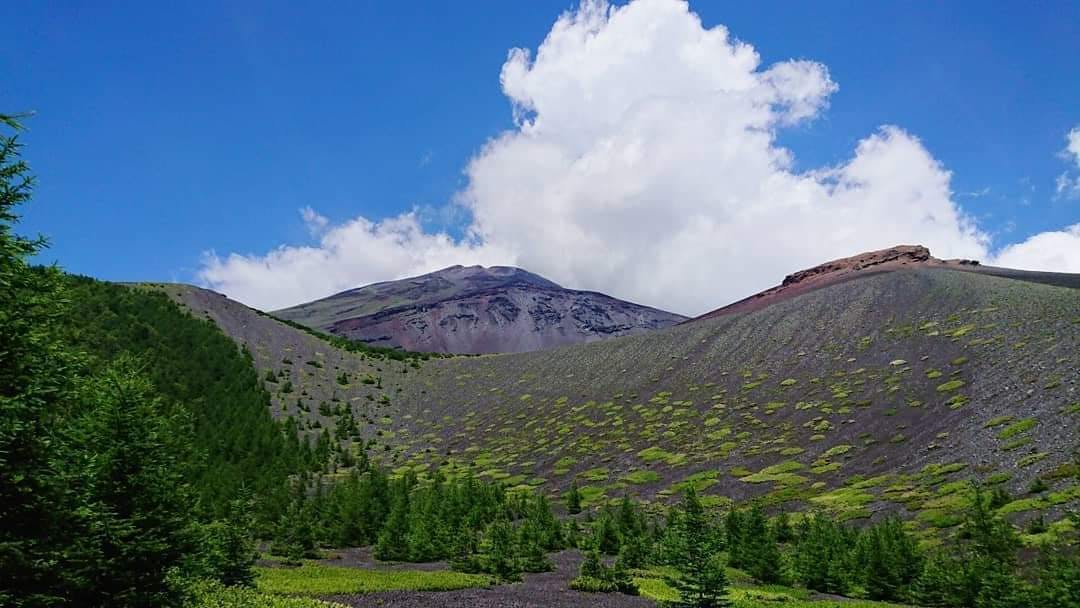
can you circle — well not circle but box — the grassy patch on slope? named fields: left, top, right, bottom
left=186, top=580, right=347, bottom=608
left=633, top=573, right=912, bottom=607
left=255, top=564, right=492, bottom=595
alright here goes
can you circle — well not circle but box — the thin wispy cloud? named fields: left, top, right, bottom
left=1055, top=126, right=1080, bottom=199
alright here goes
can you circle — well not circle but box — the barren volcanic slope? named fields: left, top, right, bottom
left=162, top=247, right=1079, bottom=544
left=273, top=265, right=687, bottom=354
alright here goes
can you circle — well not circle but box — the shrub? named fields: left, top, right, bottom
left=184, top=579, right=348, bottom=608
left=569, top=575, right=619, bottom=593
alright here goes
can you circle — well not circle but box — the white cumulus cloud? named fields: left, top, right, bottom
left=199, top=211, right=511, bottom=311
left=991, top=223, right=1080, bottom=273
left=197, top=0, right=1079, bottom=315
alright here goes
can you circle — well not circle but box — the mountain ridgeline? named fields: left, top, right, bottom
left=273, top=265, right=687, bottom=354
left=166, top=248, right=1079, bottom=545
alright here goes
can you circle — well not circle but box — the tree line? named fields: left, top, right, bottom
left=568, top=485, right=1077, bottom=608
left=269, top=460, right=1077, bottom=608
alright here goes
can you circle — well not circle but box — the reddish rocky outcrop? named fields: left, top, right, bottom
left=695, top=245, right=946, bottom=321
left=780, top=245, right=932, bottom=287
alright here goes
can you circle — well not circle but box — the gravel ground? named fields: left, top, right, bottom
left=323, top=550, right=657, bottom=608
left=317, top=547, right=451, bottom=572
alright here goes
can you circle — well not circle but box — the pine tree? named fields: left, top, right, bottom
left=272, top=490, right=317, bottom=565
left=618, top=533, right=649, bottom=569
left=660, top=507, right=688, bottom=566
left=375, top=481, right=411, bottom=561
left=772, top=511, right=793, bottom=543
left=594, top=512, right=621, bottom=554
left=740, top=505, right=783, bottom=584
left=609, top=552, right=639, bottom=595
left=566, top=479, right=583, bottom=515
left=910, top=552, right=960, bottom=608
left=974, top=568, right=1031, bottom=608
left=518, top=520, right=554, bottom=573
left=580, top=547, right=604, bottom=579
left=0, top=114, right=80, bottom=608
left=616, top=495, right=643, bottom=539
left=964, top=484, right=1019, bottom=569
left=1027, top=549, right=1080, bottom=608
left=564, top=518, right=583, bottom=549
left=724, top=508, right=744, bottom=565
left=791, top=512, right=855, bottom=594
left=185, top=494, right=258, bottom=587
left=484, top=516, right=521, bottom=581
left=528, top=493, right=563, bottom=550
left=667, top=487, right=732, bottom=608
left=68, top=360, right=200, bottom=606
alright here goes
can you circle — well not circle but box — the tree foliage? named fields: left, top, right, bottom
left=666, top=487, right=732, bottom=608
left=0, top=116, right=270, bottom=607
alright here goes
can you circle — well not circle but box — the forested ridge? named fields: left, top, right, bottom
left=63, top=276, right=305, bottom=521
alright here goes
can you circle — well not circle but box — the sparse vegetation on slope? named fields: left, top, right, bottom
left=181, top=263, right=1077, bottom=541
left=254, top=564, right=491, bottom=595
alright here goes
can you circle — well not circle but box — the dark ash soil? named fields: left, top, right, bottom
left=317, top=547, right=450, bottom=572
left=323, top=550, right=656, bottom=608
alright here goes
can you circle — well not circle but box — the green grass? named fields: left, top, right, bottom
left=185, top=580, right=348, bottom=608
left=810, top=486, right=874, bottom=513
left=997, top=484, right=1080, bottom=516
left=1017, top=453, right=1048, bottom=468
left=822, top=444, right=852, bottom=458
left=255, top=564, right=492, bottom=595
left=739, top=460, right=807, bottom=485
left=578, top=467, right=610, bottom=482
left=936, top=379, right=965, bottom=393
left=633, top=575, right=912, bottom=607
left=638, top=446, right=687, bottom=465
left=1020, top=517, right=1077, bottom=547
left=672, top=470, right=720, bottom=492
left=996, top=418, right=1037, bottom=440
left=622, top=470, right=662, bottom=484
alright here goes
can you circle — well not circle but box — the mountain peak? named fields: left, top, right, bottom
left=425, top=264, right=563, bottom=290
left=275, top=265, right=684, bottom=353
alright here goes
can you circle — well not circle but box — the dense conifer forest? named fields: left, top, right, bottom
left=64, top=276, right=304, bottom=521
left=1, top=113, right=1077, bottom=608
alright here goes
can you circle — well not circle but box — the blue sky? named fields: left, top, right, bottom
left=3, top=1, right=1078, bottom=313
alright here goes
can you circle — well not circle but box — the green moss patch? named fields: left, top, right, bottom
left=936, top=379, right=965, bottom=393
left=578, top=467, right=610, bottom=482
left=637, top=446, right=687, bottom=466
left=255, top=564, right=491, bottom=595
left=621, top=470, right=662, bottom=485
left=996, top=418, right=1037, bottom=440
